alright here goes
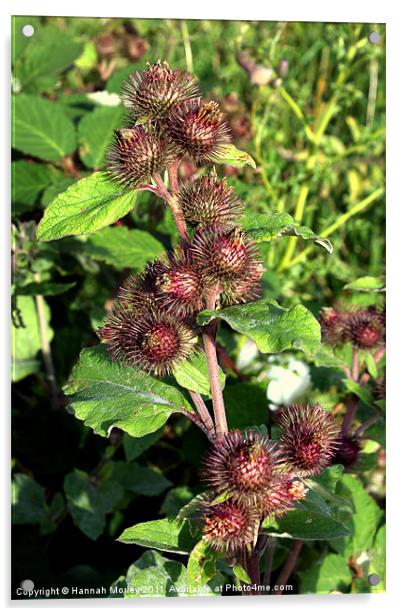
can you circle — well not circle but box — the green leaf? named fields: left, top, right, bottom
left=64, top=345, right=193, bottom=438
left=118, top=518, right=199, bottom=554
left=41, top=177, right=76, bottom=208
left=344, top=276, right=385, bottom=292
left=243, top=212, right=333, bottom=254
left=16, top=281, right=76, bottom=297
left=84, top=226, right=165, bottom=270
left=64, top=469, right=124, bottom=541
left=197, top=299, right=321, bottom=356
left=12, top=161, right=54, bottom=215
left=12, top=295, right=54, bottom=382
left=123, top=428, right=164, bottom=462
left=78, top=105, right=124, bottom=169
left=233, top=564, right=251, bottom=584
left=210, top=144, right=256, bottom=168
left=15, top=26, right=83, bottom=91
left=37, top=172, right=138, bottom=241
left=187, top=540, right=217, bottom=586
left=110, top=461, right=172, bottom=496
left=12, top=474, right=47, bottom=525
left=261, top=508, right=351, bottom=541
left=124, top=550, right=189, bottom=598
left=160, top=486, right=195, bottom=517
left=329, top=474, right=383, bottom=558
left=299, top=553, right=352, bottom=594
left=174, top=353, right=225, bottom=397
left=12, top=95, right=76, bottom=162
left=342, top=379, right=374, bottom=406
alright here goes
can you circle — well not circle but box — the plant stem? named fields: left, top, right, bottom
left=262, top=537, right=275, bottom=592
left=168, top=159, right=181, bottom=194
left=352, top=348, right=360, bottom=381
left=188, top=390, right=215, bottom=438
left=34, top=273, right=59, bottom=409
left=181, top=409, right=213, bottom=439
left=355, top=412, right=382, bottom=437
left=341, top=395, right=360, bottom=437
left=202, top=287, right=228, bottom=440
left=153, top=172, right=188, bottom=241
left=272, top=540, right=303, bottom=595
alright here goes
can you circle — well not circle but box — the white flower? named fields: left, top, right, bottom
left=266, top=358, right=311, bottom=406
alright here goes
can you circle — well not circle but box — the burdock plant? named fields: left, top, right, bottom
left=95, top=61, right=341, bottom=592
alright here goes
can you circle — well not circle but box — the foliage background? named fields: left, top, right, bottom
left=11, top=16, right=385, bottom=598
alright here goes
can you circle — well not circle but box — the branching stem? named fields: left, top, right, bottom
left=272, top=540, right=303, bottom=595
left=188, top=390, right=215, bottom=438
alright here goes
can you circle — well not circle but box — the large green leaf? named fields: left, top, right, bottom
left=64, top=469, right=124, bottom=541
left=110, top=461, right=172, bottom=496
left=12, top=160, right=54, bottom=215
left=84, top=226, right=165, bottom=270
left=124, top=550, right=189, bottom=598
left=78, top=105, right=124, bottom=169
left=37, top=172, right=138, bottom=241
left=299, top=553, right=352, bottom=594
left=187, top=540, right=218, bottom=587
left=197, top=299, right=321, bottom=356
left=118, top=518, right=199, bottom=554
left=12, top=95, right=76, bottom=162
left=344, top=276, right=385, bottom=292
left=12, top=474, right=47, bottom=525
left=123, top=428, right=164, bottom=462
left=329, top=474, right=383, bottom=557
left=14, top=25, right=83, bottom=91
left=243, top=212, right=333, bottom=254
left=261, top=507, right=351, bottom=541
left=12, top=295, right=54, bottom=382
left=174, top=353, right=225, bottom=397
left=64, top=345, right=193, bottom=438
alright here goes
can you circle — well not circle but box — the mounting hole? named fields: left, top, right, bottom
left=22, top=24, right=35, bottom=37
left=368, top=31, right=380, bottom=44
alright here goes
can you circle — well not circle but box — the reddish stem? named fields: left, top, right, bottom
left=168, top=159, right=181, bottom=194
left=202, top=287, right=228, bottom=440
left=352, top=348, right=360, bottom=381
left=272, top=540, right=303, bottom=595
left=188, top=390, right=215, bottom=438
left=153, top=173, right=188, bottom=241
left=341, top=395, right=360, bottom=437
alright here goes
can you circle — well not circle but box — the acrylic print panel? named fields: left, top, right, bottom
left=11, top=15, right=385, bottom=599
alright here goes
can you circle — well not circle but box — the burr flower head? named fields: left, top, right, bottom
left=191, top=225, right=262, bottom=294
left=116, top=267, right=159, bottom=311
left=332, top=434, right=362, bottom=468
left=200, top=498, right=257, bottom=552
left=153, top=248, right=205, bottom=317
left=100, top=305, right=195, bottom=376
left=320, top=307, right=347, bottom=345
left=286, top=479, right=309, bottom=501
left=343, top=310, right=385, bottom=349
left=219, top=259, right=264, bottom=306
left=201, top=430, right=282, bottom=502
left=278, top=404, right=339, bottom=477
left=122, top=60, right=200, bottom=120
left=258, top=476, right=298, bottom=518
left=178, top=171, right=244, bottom=227
left=166, top=98, right=231, bottom=164
left=106, top=127, right=172, bottom=188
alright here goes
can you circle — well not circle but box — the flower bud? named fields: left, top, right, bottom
left=191, top=225, right=262, bottom=298
left=201, top=430, right=282, bottom=504
left=332, top=434, right=362, bottom=468
left=278, top=404, right=339, bottom=476
left=178, top=171, right=244, bottom=227
left=320, top=307, right=347, bottom=345
left=106, top=127, right=173, bottom=188
left=166, top=98, right=231, bottom=164
left=153, top=248, right=205, bottom=317
left=122, top=60, right=200, bottom=120
left=100, top=305, right=195, bottom=376
left=343, top=310, right=385, bottom=349
left=200, top=498, right=258, bottom=552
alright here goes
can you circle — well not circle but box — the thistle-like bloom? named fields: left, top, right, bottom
left=153, top=248, right=205, bottom=317
left=106, top=127, right=172, bottom=188
left=100, top=305, right=195, bottom=376
left=178, top=171, right=244, bottom=227
left=332, top=434, right=362, bottom=468
left=320, top=307, right=347, bottom=345
left=259, top=476, right=301, bottom=518
left=166, top=98, right=231, bottom=164
left=343, top=310, right=385, bottom=349
left=201, top=430, right=283, bottom=504
left=219, top=259, right=264, bottom=306
left=190, top=225, right=262, bottom=299
left=278, top=404, right=339, bottom=477
left=115, top=267, right=159, bottom=312
left=286, top=479, right=309, bottom=501
left=200, top=498, right=258, bottom=552
left=122, top=60, right=200, bottom=120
